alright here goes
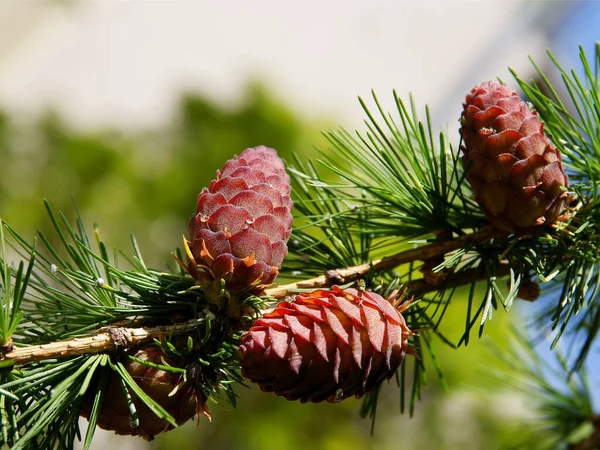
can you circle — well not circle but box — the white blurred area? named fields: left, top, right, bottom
left=0, top=1, right=575, bottom=449
left=0, top=0, right=569, bottom=131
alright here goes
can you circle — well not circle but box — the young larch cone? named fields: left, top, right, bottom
left=460, top=81, right=569, bottom=232
left=81, top=346, right=208, bottom=440
left=187, top=145, right=293, bottom=293
left=239, top=286, right=411, bottom=403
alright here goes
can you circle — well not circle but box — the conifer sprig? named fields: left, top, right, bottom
left=490, top=330, right=597, bottom=449
left=0, top=204, right=246, bottom=448
left=285, top=93, right=519, bottom=348
left=0, top=219, right=30, bottom=348
left=511, top=45, right=600, bottom=371
left=0, top=46, right=598, bottom=448
left=316, top=92, right=484, bottom=237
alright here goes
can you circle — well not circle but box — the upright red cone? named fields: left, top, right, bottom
left=239, top=287, right=411, bottom=403
left=460, top=81, right=569, bottom=232
left=187, top=146, right=293, bottom=293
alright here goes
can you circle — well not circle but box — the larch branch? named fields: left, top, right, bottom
left=1, top=321, right=199, bottom=367
left=0, top=227, right=503, bottom=366
left=266, top=226, right=501, bottom=299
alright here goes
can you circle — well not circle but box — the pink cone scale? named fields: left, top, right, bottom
left=239, top=287, right=411, bottom=403
left=460, top=81, right=569, bottom=232
left=187, top=146, right=293, bottom=292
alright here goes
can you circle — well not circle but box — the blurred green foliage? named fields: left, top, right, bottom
left=0, top=83, right=324, bottom=268
left=0, top=85, right=547, bottom=450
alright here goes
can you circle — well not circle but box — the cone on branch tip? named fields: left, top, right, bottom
left=185, top=145, right=293, bottom=295
left=460, top=81, right=569, bottom=232
left=81, top=346, right=209, bottom=440
left=239, top=286, right=412, bottom=403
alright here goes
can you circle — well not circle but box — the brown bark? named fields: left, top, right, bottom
left=404, top=262, right=511, bottom=297
left=0, top=321, right=199, bottom=367
left=266, top=226, right=501, bottom=299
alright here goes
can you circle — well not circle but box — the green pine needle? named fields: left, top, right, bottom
left=489, top=329, right=596, bottom=449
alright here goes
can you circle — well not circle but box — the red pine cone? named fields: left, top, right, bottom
left=239, top=287, right=411, bottom=403
left=461, top=81, right=569, bottom=232
left=188, top=146, right=293, bottom=292
left=81, top=346, right=208, bottom=440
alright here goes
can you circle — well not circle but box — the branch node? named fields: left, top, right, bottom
left=0, top=339, right=14, bottom=357
left=325, top=269, right=344, bottom=285
left=108, top=328, right=131, bottom=351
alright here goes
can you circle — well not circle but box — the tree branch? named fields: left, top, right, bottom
left=267, top=226, right=502, bottom=298
left=404, top=262, right=512, bottom=297
left=0, top=227, right=503, bottom=367
left=0, top=321, right=200, bottom=367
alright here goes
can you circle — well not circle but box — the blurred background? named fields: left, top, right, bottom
left=0, top=1, right=598, bottom=449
